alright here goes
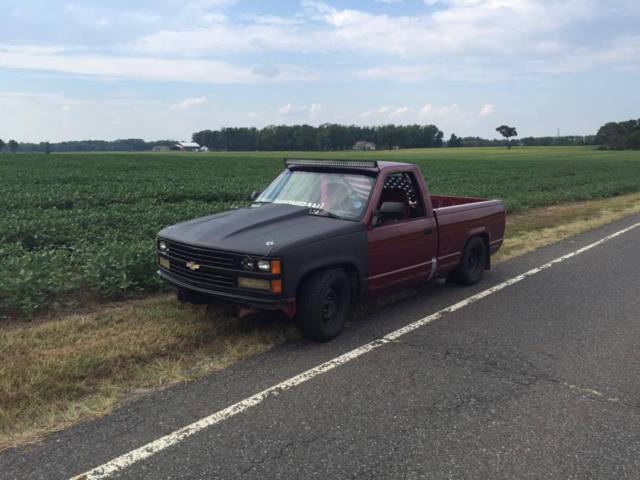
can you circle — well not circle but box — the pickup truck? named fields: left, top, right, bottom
left=157, top=159, right=506, bottom=341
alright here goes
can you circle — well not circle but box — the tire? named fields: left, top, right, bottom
left=449, top=236, right=487, bottom=286
left=296, top=268, right=351, bottom=342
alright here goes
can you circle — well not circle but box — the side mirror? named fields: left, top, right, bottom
left=250, top=190, right=261, bottom=201
left=378, top=202, right=406, bottom=221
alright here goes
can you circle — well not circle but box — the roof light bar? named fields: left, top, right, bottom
left=284, top=158, right=378, bottom=169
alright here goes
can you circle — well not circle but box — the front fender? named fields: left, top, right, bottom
left=281, top=230, right=369, bottom=298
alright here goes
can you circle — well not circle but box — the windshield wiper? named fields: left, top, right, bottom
left=308, top=207, right=343, bottom=220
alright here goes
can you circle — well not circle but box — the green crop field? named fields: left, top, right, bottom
left=2, top=146, right=640, bottom=318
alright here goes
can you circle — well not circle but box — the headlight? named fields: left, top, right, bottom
left=241, top=257, right=255, bottom=270
left=241, top=257, right=281, bottom=274
left=159, top=240, right=168, bottom=251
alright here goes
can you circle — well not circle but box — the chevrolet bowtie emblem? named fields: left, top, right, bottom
left=186, top=261, right=201, bottom=271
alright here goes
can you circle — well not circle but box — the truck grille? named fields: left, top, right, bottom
left=166, top=242, right=241, bottom=270
left=161, top=240, right=242, bottom=290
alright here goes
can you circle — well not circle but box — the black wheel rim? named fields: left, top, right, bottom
left=321, top=288, right=338, bottom=323
left=468, top=245, right=483, bottom=274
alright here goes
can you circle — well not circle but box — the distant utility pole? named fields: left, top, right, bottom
left=557, top=128, right=560, bottom=137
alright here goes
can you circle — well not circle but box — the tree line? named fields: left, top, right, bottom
left=2, top=119, right=636, bottom=153
left=1, top=138, right=175, bottom=153
left=446, top=134, right=596, bottom=148
left=0, top=139, right=18, bottom=152
left=0, top=133, right=600, bottom=152
left=519, top=135, right=597, bottom=147
left=595, top=119, right=640, bottom=150
left=192, top=124, right=445, bottom=151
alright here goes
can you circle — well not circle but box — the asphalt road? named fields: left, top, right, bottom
left=3, top=214, right=640, bottom=480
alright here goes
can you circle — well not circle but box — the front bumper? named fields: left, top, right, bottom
left=158, top=270, right=292, bottom=310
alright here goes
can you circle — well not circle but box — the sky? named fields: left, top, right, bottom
left=0, top=0, right=639, bottom=142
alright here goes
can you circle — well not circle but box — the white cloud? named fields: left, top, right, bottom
left=8, top=1, right=630, bottom=88
left=301, top=0, right=337, bottom=16
left=3, top=0, right=639, bottom=87
left=127, top=0, right=639, bottom=81
left=1, top=44, right=69, bottom=55
left=479, top=104, right=494, bottom=116
left=360, top=106, right=393, bottom=117
left=133, top=21, right=313, bottom=55
left=180, top=0, right=238, bottom=18
left=438, top=103, right=464, bottom=117
left=0, top=46, right=314, bottom=84
left=389, top=106, right=409, bottom=116
left=420, top=104, right=434, bottom=115
left=419, top=102, right=465, bottom=119
left=532, top=34, right=640, bottom=74
left=424, top=0, right=486, bottom=6
left=170, top=96, right=208, bottom=110
left=309, top=103, right=323, bottom=116
left=277, top=103, right=323, bottom=116
left=186, top=0, right=237, bottom=8
left=277, top=103, right=297, bottom=115
left=359, top=105, right=412, bottom=119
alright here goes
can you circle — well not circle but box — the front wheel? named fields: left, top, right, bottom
left=296, top=268, right=351, bottom=342
left=449, top=236, right=487, bottom=286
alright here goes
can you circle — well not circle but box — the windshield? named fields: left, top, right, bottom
left=256, top=170, right=376, bottom=220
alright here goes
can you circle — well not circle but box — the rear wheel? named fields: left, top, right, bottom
left=296, top=268, right=351, bottom=342
left=449, top=236, right=487, bottom=286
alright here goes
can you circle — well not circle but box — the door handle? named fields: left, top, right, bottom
left=424, top=227, right=433, bottom=235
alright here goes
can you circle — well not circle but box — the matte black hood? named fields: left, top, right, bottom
left=159, top=203, right=364, bottom=256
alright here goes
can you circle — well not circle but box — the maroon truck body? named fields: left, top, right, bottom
left=364, top=162, right=505, bottom=296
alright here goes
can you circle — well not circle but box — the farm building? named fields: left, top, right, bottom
left=353, top=141, right=376, bottom=151
left=173, top=141, right=202, bottom=152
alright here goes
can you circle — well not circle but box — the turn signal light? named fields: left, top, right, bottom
left=271, top=279, right=282, bottom=294
left=271, top=260, right=282, bottom=275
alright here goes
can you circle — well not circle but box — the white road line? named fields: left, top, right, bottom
left=71, top=221, right=640, bottom=480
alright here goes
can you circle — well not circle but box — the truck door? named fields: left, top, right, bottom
left=367, top=171, right=437, bottom=295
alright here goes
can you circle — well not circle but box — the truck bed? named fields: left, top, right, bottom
left=430, top=194, right=490, bottom=209
left=431, top=195, right=506, bottom=274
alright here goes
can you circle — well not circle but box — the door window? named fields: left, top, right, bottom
left=376, top=172, right=425, bottom=222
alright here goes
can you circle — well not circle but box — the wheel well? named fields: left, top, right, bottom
left=298, top=263, right=361, bottom=300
